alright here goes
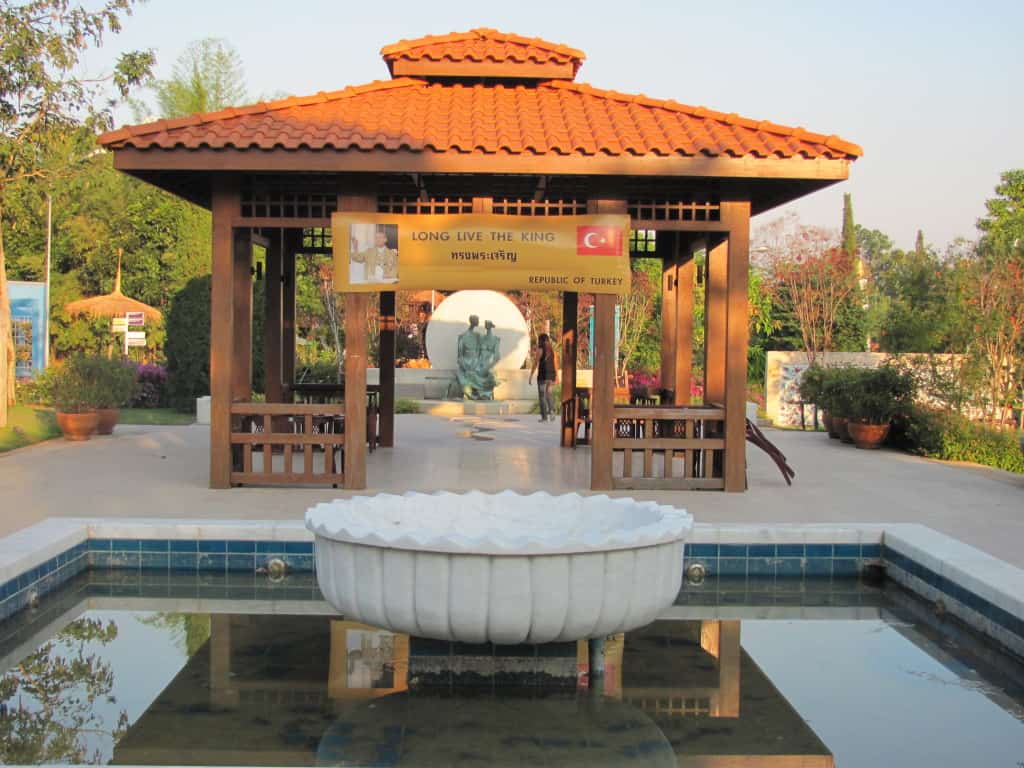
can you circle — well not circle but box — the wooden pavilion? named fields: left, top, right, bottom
left=98, top=28, right=861, bottom=493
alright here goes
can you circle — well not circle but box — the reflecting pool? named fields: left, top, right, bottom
left=0, top=572, right=1021, bottom=766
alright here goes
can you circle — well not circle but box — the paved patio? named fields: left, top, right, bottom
left=1, top=414, right=1021, bottom=566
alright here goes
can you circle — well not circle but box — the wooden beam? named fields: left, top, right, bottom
left=379, top=291, right=396, bottom=448
left=675, top=240, right=695, bottom=405
left=340, top=190, right=376, bottom=490
left=281, top=230, right=300, bottom=391
left=209, top=176, right=238, bottom=489
left=113, top=146, right=852, bottom=182
left=704, top=235, right=728, bottom=405
left=263, top=228, right=283, bottom=403
left=591, top=292, right=616, bottom=490
left=231, top=230, right=253, bottom=401
left=560, top=291, right=578, bottom=447
left=722, top=201, right=751, bottom=492
left=660, top=234, right=677, bottom=401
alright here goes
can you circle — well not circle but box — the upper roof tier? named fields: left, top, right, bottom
left=380, top=28, right=585, bottom=80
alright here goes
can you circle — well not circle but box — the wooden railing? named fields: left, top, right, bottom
left=230, top=403, right=345, bottom=487
left=284, top=383, right=380, bottom=452
left=612, top=405, right=725, bottom=490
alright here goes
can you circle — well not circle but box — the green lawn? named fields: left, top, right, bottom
left=117, top=408, right=194, bottom=425
left=0, top=405, right=60, bottom=453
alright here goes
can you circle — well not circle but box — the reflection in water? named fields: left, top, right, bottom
left=106, top=616, right=835, bottom=766
left=3, top=609, right=1022, bottom=766
left=0, top=618, right=127, bottom=764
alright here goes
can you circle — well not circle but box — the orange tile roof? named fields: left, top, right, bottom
left=381, top=28, right=585, bottom=71
left=99, top=78, right=862, bottom=160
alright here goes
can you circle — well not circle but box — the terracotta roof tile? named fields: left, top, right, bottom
left=381, top=27, right=585, bottom=66
left=99, top=78, right=862, bottom=160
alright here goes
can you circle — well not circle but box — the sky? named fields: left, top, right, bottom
left=84, top=0, right=1024, bottom=251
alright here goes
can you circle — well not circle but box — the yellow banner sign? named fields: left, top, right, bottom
left=332, top=213, right=631, bottom=294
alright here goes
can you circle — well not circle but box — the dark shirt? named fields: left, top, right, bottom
left=537, top=347, right=556, bottom=382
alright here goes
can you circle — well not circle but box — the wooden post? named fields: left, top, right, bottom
left=231, top=230, right=253, bottom=401
left=344, top=292, right=368, bottom=488
left=675, top=239, right=696, bottom=405
left=704, top=235, right=728, bottom=405
left=379, top=290, right=396, bottom=448
left=660, top=234, right=677, bottom=401
left=209, top=177, right=238, bottom=489
left=591, top=293, right=616, bottom=490
left=282, top=229, right=300, bottom=394
left=722, top=201, right=751, bottom=492
left=560, top=291, right=578, bottom=447
left=588, top=198, right=627, bottom=490
left=339, top=190, right=376, bottom=490
left=263, top=229, right=283, bottom=403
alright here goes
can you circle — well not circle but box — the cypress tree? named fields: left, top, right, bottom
left=915, top=229, right=926, bottom=258
left=842, top=193, right=858, bottom=259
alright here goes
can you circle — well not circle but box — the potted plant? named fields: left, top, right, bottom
left=42, top=358, right=102, bottom=441
left=84, top=357, right=138, bottom=435
left=844, top=365, right=916, bottom=449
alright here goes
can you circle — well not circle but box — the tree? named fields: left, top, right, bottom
left=759, top=224, right=856, bottom=366
left=146, top=38, right=247, bottom=119
left=977, top=169, right=1024, bottom=253
left=0, top=0, right=154, bottom=426
left=841, top=193, right=857, bottom=262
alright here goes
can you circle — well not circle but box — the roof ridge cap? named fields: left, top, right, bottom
left=381, top=28, right=585, bottom=60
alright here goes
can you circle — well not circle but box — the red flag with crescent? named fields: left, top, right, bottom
left=576, top=225, right=623, bottom=256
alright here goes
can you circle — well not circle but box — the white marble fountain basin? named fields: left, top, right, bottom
left=306, top=491, right=692, bottom=644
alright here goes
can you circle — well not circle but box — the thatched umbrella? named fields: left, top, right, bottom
left=65, top=250, right=162, bottom=322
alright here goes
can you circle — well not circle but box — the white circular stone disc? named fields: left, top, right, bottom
left=425, top=290, right=529, bottom=371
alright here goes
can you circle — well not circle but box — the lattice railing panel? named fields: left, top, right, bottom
left=611, top=405, right=725, bottom=490
left=492, top=198, right=587, bottom=216
left=240, top=188, right=337, bottom=219
left=230, top=403, right=345, bottom=487
left=377, top=195, right=473, bottom=214
left=628, top=199, right=721, bottom=223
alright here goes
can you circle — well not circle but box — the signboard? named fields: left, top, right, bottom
left=332, top=213, right=631, bottom=295
left=112, top=317, right=128, bottom=332
left=126, top=311, right=145, bottom=327
left=9, top=281, right=46, bottom=380
left=126, top=331, right=146, bottom=347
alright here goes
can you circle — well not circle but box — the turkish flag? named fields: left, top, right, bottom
left=576, top=226, right=623, bottom=256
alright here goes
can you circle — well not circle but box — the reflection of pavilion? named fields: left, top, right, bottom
left=111, top=616, right=833, bottom=766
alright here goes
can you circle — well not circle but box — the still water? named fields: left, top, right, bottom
left=0, top=575, right=1022, bottom=767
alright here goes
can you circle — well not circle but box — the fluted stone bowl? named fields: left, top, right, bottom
left=306, top=491, right=692, bottom=644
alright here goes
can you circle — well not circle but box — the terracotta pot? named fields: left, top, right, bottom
left=96, top=408, right=120, bottom=435
left=56, top=411, right=100, bottom=441
left=833, top=416, right=854, bottom=444
left=822, top=412, right=838, bottom=438
left=847, top=422, right=890, bottom=450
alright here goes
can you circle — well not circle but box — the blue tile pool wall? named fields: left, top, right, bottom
left=1, top=538, right=1021, bottom=657
left=882, top=545, right=1024, bottom=659
left=0, top=541, right=89, bottom=621
left=682, top=542, right=883, bottom=580
left=87, top=538, right=315, bottom=574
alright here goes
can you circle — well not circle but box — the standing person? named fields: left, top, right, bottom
left=529, top=333, right=557, bottom=422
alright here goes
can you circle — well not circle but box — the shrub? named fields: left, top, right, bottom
left=904, top=407, right=1024, bottom=473
left=394, top=398, right=421, bottom=414
left=165, top=276, right=211, bottom=411
left=80, top=358, right=138, bottom=409
left=843, top=365, right=916, bottom=425
left=38, top=357, right=104, bottom=413
left=132, top=364, right=168, bottom=408
left=798, top=364, right=826, bottom=405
